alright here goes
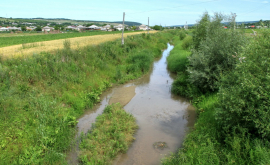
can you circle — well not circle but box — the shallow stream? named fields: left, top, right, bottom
left=67, top=43, right=196, bottom=165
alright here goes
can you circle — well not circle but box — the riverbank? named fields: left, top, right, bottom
left=0, top=32, right=172, bottom=164
left=163, top=19, right=270, bottom=164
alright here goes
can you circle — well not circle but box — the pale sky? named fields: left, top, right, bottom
left=0, top=0, right=269, bottom=26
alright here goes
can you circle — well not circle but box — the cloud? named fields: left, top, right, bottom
left=262, top=0, right=269, bottom=3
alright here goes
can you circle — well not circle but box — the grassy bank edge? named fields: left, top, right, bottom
left=79, top=103, right=138, bottom=164
left=163, top=30, right=270, bottom=165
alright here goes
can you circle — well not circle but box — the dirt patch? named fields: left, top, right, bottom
left=109, top=86, right=136, bottom=106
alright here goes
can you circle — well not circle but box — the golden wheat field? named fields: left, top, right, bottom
left=0, top=31, right=157, bottom=59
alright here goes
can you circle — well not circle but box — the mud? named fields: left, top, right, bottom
left=109, top=86, right=136, bottom=106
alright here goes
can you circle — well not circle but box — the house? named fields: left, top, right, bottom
left=138, top=24, right=149, bottom=31
left=26, top=26, right=36, bottom=31
left=42, top=26, right=54, bottom=32
left=75, top=25, right=86, bottom=31
left=66, top=26, right=76, bottom=30
left=89, top=25, right=98, bottom=29
left=103, top=24, right=111, bottom=30
left=0, top=27, right=9, bottom=31
left=114, top=24, right=124, bottom=31
left=8, top=27, right=21, bottom=31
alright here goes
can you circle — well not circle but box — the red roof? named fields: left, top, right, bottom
left=251, top=25, right=255, bottom=28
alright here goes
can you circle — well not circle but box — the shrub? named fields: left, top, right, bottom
left=216, top=29, right=270, bottom=139
left=187, top=13, right=247, bottom=91
left=179, top=31, right=186, bottom=40
left=192, top=12, right=210, bottom=50
left=181, top=35, right=192, bottom=50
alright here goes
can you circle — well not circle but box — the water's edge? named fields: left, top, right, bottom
left=67, top=43, right=196, bottom=165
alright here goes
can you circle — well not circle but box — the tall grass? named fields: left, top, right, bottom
left=0, top=32, right=172, bottom=164
left=79, top=103, right=138, bottom=164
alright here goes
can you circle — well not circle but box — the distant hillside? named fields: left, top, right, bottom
left=110, top=21, right=141, bottom=26
left=9, top=17, right=141, bottom=26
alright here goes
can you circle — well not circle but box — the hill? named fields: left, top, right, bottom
left=0, top=17, right=141, bottom=26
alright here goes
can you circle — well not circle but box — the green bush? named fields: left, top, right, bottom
left=216, top=29, right=270, bottom=138
left=181, top=35, right=192, bottom=50
left=192, top=12, right=210, bottom=50
left=179, top=31, right=186, bottom=40
left=187, top=13, right=247, bottom=91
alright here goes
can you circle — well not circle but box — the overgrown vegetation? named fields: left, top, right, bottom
left=164, top=12, right=270, bottom=164
left=79, top=103, right=138, bottom=164
left=0, top=32, right=172, bottom=164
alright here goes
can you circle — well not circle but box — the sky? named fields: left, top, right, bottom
left=0, top=0, right=269, bottom=26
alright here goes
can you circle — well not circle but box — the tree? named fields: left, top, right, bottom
left=152, top=25, right=162, bottom=30
left=192, top=12, right=210, bottom=50
left=131, top=26, right=137, bottom=31
left=36, top=26, right=42, bottom=31
left=187, top=12, right=247, bottom=91
left=54, top=25, right=59, bottom=30
left=21, top=26, right=26, bottom=31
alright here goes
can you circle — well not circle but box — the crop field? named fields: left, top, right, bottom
left=0, top=31, right=135, bottom=47
left=0, top=31, right=157, bottom=59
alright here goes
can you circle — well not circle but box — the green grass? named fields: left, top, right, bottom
left=0, top=31, right=137, bottom=48
left=167, top=36, right=190, bottom=73
left=0, top=32, right=172, bottom=164
left=79, top=103, right=138, bottom=164
left=162, top=93, right=270, bottom=165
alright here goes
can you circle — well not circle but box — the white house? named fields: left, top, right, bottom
left=89, top=25, right=98, bottom=29
left=26, top=26, right=36, bottom=31
left=103, top=24, right=111, bottom=30
left=75, top=25, right=86, bottom=31
left=0, top=27, right=9, bottom=31
left=42, top=26, right=54, bottom=32
left=66, top=26, right=76, bottom=30
left=8, top=27, right=21, bottom=31
left=114, top=24, right=124, bottom=31
left=138, top=24, right=149, bottom=30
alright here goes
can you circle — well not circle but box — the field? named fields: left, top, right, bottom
left=0, top=31, right=139, bottom=48
left=0, top=31, right=157, bottom=59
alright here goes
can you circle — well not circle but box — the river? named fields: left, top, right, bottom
left=67, top=43, right=196, bottom=165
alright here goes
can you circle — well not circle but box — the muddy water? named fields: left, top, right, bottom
left=67, top=43, right=196, bottom=165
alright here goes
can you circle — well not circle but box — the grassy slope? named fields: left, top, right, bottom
left=163, top=31, right=270, bottom=165
left=79, top=103, right=138, bottom=164
left=0, top=32, right=172, bottom=164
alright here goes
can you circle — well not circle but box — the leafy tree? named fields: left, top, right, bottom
left=152, top=25, right=162, bottom=30
left=35, top=26, right=42, bottom=31
left=216, top=29, right=270, bottom=139
left=54, top=25, right=59, bottom=30
left=21, top=26, right=26, bottom=31
left=187, top=12, right=247, bottom=91
left=192, top=12, right=210, bottom=50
